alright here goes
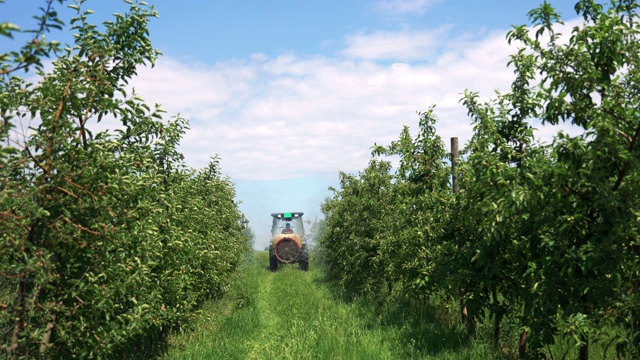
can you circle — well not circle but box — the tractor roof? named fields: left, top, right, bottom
left=271, top=212, right=304, bottom=220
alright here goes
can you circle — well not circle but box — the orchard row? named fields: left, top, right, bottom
left=319, top=2, right=640, bottom=359
left=1, top=2, right=250, bottom=358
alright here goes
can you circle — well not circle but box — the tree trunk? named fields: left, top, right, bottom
left=492, top=288, right=503, bottom=347
left=38, top=314, right=56, bottom=357
left=10, top=275, right=26, bottom=360
left=467, top=306, right=476, bottom=336
left=579, top=334, right=588, bottom=360
left=518, top=329, right=527, bottom=359
left=460, top=298, right=467, bottom=324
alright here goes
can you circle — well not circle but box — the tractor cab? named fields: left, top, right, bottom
left=271, top=212, right=305, bottom=236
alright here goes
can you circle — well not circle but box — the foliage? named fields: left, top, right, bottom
left=370, top=108, right=453, bottom=299
left=242, top=224, right=256, bottom=249
left=319, top=1, right=640, bottom=358
left=321, top=159, right=397, bottom=299
left=0, top=1, right=248, bottom=358
left=320, top=109, right=452, bottom=302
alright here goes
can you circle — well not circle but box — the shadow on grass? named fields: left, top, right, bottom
left=110, top=324, right=173, bottom=360
left=312, top=269, right=470, bottom=358
left=116, top=253, right=260, bottom=360
left=369, top=296, right=470, bottom=357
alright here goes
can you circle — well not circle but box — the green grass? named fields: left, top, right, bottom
left=165, top=252, right=631, bottom=359
left=161, top=252, right=628, bottom=359
left=162, top=252, right=506, bottom=360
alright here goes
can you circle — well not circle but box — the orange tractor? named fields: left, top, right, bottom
left=269, top=212, right=308, bottom=271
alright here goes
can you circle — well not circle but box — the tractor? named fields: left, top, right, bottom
left=269, top=212, right=308, bottom=271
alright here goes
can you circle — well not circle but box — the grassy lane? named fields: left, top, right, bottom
left=163, top=252, right=500, bottom=360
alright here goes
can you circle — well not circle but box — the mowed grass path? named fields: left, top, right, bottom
left=163, top=252, right=499, bottom=360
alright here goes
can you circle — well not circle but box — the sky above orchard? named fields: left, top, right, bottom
left=4, top=0, right=583, bottom=248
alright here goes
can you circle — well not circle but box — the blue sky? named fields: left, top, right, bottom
left=4, top=0, right=581, bottom=248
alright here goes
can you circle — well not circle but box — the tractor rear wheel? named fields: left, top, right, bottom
left=299, top=245, right=309, bottom=271
left=269, top=245, right=278, bottom=272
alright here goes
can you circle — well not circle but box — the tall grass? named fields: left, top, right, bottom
left=162, top=252, right=628, bottom=359
left=163, top=252, right=510, bottom=359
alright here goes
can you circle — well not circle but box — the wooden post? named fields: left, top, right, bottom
left=451, top=137, right=459, bottom=194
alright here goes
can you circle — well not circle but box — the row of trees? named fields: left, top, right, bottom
left=319, top=1, right=639, bottom=358
left=1, top=1, right=249, bottom=358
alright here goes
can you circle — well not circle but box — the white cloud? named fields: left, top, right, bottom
left=341, top=27, right=451, bottom=61
left=129, top=20, right=583, bottom=182
left=375, top=0, right=441, bottom=15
